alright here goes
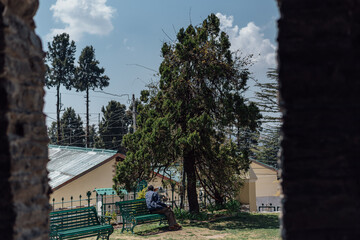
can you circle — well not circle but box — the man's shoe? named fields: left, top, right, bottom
left=169, top=225, right=182, bottom=231
left=168, top=226, right=178, bottom=231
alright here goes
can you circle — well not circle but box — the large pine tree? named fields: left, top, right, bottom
left=114, top=14, right=261, bottom=212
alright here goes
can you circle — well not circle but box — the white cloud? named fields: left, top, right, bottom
left=47, top=0, right=115, bottom=41
left=123, top=38, right=135, bottom=51
left=216, top=13, right=277, bottom=70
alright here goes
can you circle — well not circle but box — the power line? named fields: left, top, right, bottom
left=46, top=90, right=131, bottom=101
left=126, top=63, right=158, bottom=73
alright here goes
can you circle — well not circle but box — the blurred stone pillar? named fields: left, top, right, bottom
left=0, top=0, right=50, bottom=239
left=278, top=1, right=360, bottom=239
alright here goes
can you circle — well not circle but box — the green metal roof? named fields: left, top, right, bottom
left=48, top=144, right=118, bottom=154
left=47, top=145, right=118, bottom=189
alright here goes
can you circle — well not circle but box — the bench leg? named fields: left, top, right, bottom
left=96, top=233, right=110, bottom=240
left=99, top=234, right=110, bottom=240
left=121, top=217, right=136, bottom=234
left=121, top=223, right=134, bottom=234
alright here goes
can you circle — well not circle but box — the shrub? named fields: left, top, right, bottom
left=207, top=203, right=225, bottom=213
left=137, top=187, right=147, bottom=199
left=105, top=211, right=117, bottom=223
left=206, top=199, right=241, bottom=214
left=174, top=208, right=209, bottom=221
left=225, top=199, right=241, bottom=214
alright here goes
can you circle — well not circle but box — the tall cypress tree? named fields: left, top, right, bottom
left=74, top=46, right=109, bottom=147
left=45, top=33, right=76, bottom=144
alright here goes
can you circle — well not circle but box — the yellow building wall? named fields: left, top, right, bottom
left=237, top=166, right=257, bottom=212
left=250, top=162, right=279, bottom=197
left=50, top=158, right=181, bottom=209
left=50, top=157, right=116, bottom=208
left=248, top=181, right=256, bottom=212
left=238, top=180, right=250, bottom=204
left=237, top=180, right=257, bottom=212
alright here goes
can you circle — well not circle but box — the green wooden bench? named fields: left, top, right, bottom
left=116, top=199, right=167, bottom=234
left=50, top=206, right=114, bottom=240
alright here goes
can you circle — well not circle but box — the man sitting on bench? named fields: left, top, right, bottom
left=145, top=185, right=182, bottom=231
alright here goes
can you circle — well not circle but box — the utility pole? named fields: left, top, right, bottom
left=85, top=87, right=90, bottom=148
left=56, top=90, right=61, bottom=145
left=132, top=94, right=136, bottom=132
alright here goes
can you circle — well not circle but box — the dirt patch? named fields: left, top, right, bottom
left=111, top=228, right=229, bottom=240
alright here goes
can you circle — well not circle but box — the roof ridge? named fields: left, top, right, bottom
left=48, top=144, right=118, bottom=154
left=251, top=159, right=278, bottom=171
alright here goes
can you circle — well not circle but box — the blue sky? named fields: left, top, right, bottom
left=34, top=0, right=279, bottom=127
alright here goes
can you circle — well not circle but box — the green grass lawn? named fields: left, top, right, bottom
left=86, top=212, right=280, bottom=240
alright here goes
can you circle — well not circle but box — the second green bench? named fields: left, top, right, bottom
left=116, top=199, right=167, bottom=233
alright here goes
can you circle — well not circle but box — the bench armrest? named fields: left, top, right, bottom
left=99, top=215, right=112, bottom=225
left=50, top=224, right=60, bottom=239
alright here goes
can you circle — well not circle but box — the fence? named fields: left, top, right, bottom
left=50, top=188, right=215, bottom=222
left=51, top=191, right=96, bottom=211
left=50, top=190, right=136, bottom=214
left=258, top=203, right=281, bottom=212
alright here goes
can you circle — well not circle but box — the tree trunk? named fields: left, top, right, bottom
left=214, top=190, right=224, bottom=206
left=237, top=125, right=240, bottom=148
left=56, top=84, right=61, bottom=144
left=180, top=167, right=186, bottom=209
left=86, top=87, right=89, bottom=148
left=184, top=151, right=199, bottom=213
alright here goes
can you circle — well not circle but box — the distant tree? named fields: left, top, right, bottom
left=255, top=126, right=280, bottom=167
left=254, top=68, right=280, bottom=124
left=98, top=101, right=131, bottom=151
left=114, top=14, right=261, bottom=213
left=254, top=68, right=280, bottom=167
left=48, top=122, right=57, bottom=144
left=74, top=46, right=110, bottom=147
left=231, top=94, right=262, bottom=158
left=45, top=33, right=76, bottom=144
left=235, top=126, right=260, bottom=159
left=87, top=124, right=99, bottom=148
left=60, top=107, right=85, bottom=147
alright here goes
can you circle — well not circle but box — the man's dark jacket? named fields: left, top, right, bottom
left=145, top=190, right=167, bottom=212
